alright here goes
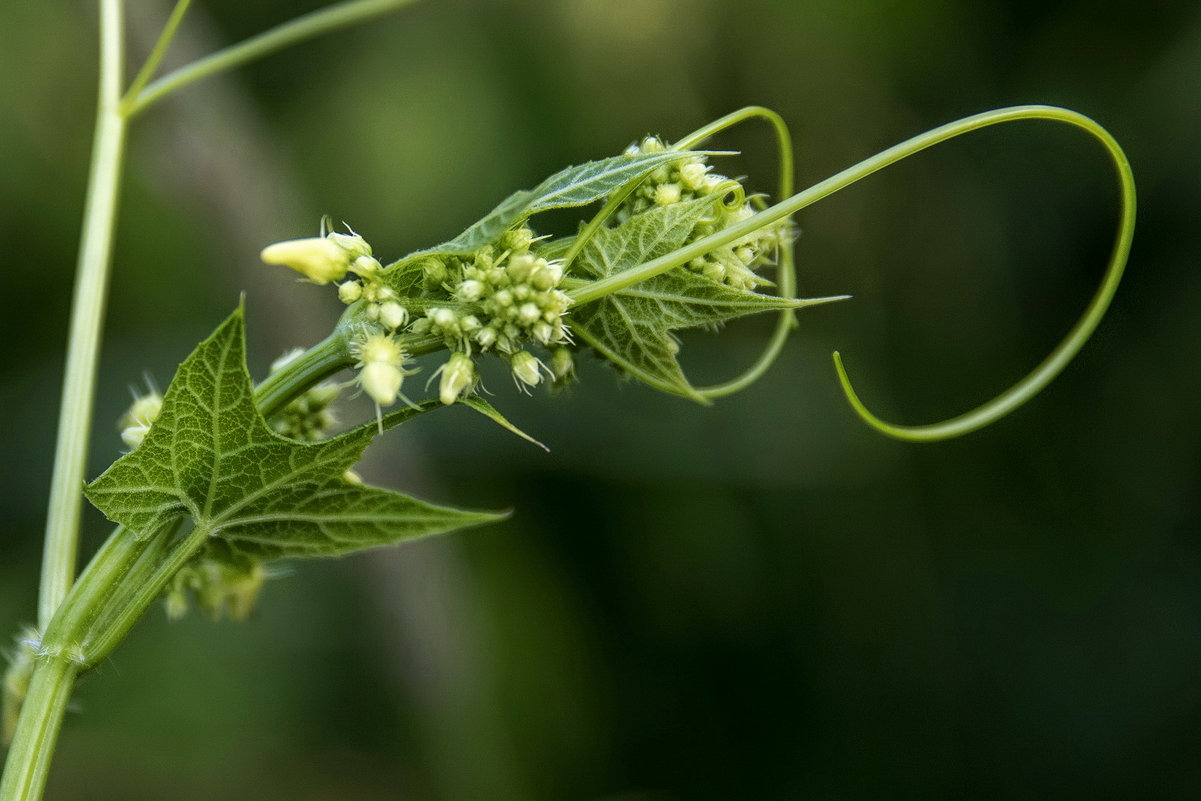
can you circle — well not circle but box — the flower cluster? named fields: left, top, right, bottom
left=619, top=136, right=792, bottom=290
left=163, top=553, right=266, bottom=621
left=412, top=237, right=572, bottom=354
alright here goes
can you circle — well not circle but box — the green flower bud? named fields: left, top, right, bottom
left=510, top=351, right=543, bottom=387
left=338, top=281, right=363, bottom=304
left=506, top=253, right=536, bottom=283
left=640, top=136, right=665, bottom=153
left=653, top=183, right=682, bottom=206
left=457, top=279, right=486, bottom=302
left=350, top=255, right=381, bottom=275
left=261, top=237, right=350, bottom=284
left=550, top=347, right=574, bottom=382
left=438, top=353, right=476, bottom=405
left=501, top=227, right=534, bottom=252
left=379, top=301, right=408, bottom=330
left=327, top=231, right=372, bottom=260
left=518, top=302, right=541, bottom=324
left=492, top=289, right=514, bottom=308
left=430, top=307, right=459, bottom=333
left=422, top=258, right=448, bottom=287
left=476, top=326, right=498, bottom=349
left=532, top=321, right=555, bottom=345
left=679, top=162, right=708, bottom=191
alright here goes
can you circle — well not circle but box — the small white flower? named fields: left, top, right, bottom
left=352, top=333, right=410, bottom=407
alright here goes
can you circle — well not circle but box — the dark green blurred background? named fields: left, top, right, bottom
left=3, top=1, right=1199, bottom=798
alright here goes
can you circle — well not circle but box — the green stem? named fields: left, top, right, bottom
left=2, top=527, right=149, bottom=801
left=253, top=329, right=353, bottom=418
left=38, top=0, right=127, bottom=631
left=126, top=0, right=422, bottom=117
left=0, top=660, right=77, bottom=801
left=569, top=105, right=1135, bottom=440
left=82, top=525, right=209, bottom=667
left=671, top=106, right=800, bottom=399
left=120, top=0, right=194, bottom=114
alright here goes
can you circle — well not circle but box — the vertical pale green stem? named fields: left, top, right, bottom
left=38, top=0, right=128, bottom=630
left=0, top=660, right=78, bottom=801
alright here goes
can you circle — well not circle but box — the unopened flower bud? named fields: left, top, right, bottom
left=518, top=302, right=541, bottom=324
left=431, top=307, right=458, bottom=331
left=338, top=281, right=363, bottom=304
left=350, top=255, right=381, bottom=275
left=533, top=321, right=554, bottom=344
left=510, top=351, right=543, bottom=387
left=653, top=183, right=682, bottom=206
left=457, top=279, right=486, bottom=302
left=379, top=301, right=408, bottom=330
left=530, top=260, right=563, bottom=290
left=422, top=258, right=447, bottom=286
left=261, top=237, right=349, bottom=284
left=640, top=136, right=665, bottom=153
left=327, top=231, right=372, bottom=259
left=506, top=253, right=537, bottom=283
left=679, top=162, right=708, bottom=191
left=550, top=347, right=574, bottom=382
left=438, top=353, right=476, bottom=405
left=501, top=227, right=534, bottom=252
left=476, top=326, right=498, bottom=349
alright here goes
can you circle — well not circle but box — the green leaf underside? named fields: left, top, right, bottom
left=571, top=197, right=806, bottom=401
left=388, top=150, right=709, bottom=269
left=86, top=308, right=500, bottom=560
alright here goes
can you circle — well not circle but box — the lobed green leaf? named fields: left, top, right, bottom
left=85, top=307, right=500, bottom=560
left=571, top=198, right=809, bottom=401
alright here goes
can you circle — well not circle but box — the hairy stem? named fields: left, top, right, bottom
left=253, top=328, right=354, bottom=418
left=2, top=527, right=149, bottom=801
left=81, top=525, right=210, bottom=667
left=38, top=0, right=127, bottom=631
